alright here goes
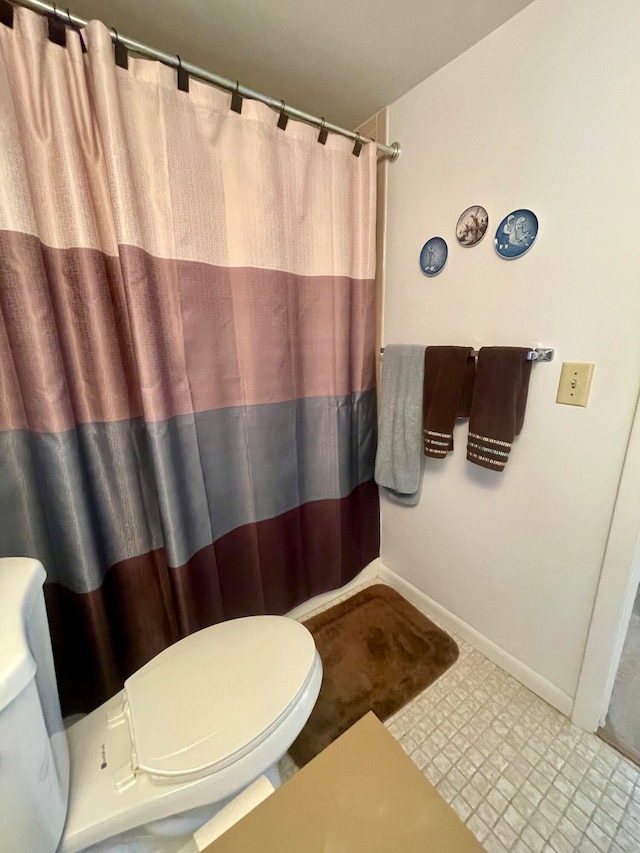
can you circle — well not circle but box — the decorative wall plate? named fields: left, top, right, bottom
left=420, top=237, right=448, bottom=276
left=495, top=209, right=538, bottom=259
left=456, top=205, right=489, bottom=247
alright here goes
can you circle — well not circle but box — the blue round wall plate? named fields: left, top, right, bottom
left=495, top=209, right=538, bottom=259
left=420, top=237, right=448, bottom=276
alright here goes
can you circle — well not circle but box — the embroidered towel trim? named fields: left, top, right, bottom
left=422, top=346, right=475, bottom=458
left=467, top=347, right=532, bottom=472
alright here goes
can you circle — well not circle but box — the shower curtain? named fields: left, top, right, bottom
left=0, top=8, right=379, bottom=714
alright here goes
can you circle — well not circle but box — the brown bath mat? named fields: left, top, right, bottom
left=289, top=584, right=459, bottom=767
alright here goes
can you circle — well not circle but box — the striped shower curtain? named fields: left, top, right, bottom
left=0, top=8, right=379, bottom=714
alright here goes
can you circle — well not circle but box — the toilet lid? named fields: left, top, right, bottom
left=124, top=616, right=316, bottom=780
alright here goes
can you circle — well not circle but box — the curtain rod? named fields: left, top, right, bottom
left=9, top=0, right=401, bottom=161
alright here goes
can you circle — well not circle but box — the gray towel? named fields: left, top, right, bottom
left=374, top=344, right=426, bottom=505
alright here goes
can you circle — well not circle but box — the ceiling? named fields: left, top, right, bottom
left=66, top=0, right=535, bottom=129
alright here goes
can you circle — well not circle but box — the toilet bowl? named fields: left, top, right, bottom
left=0, top=558, right=322, bottom=853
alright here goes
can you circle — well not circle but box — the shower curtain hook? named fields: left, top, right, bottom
left=277, top=99, right=289, bottom=131
left=231, top=80, right=243, bottom=114
left=318, top=117, right=328, bottom=145
left=352, top=132, right=363, bottom=158
left=0, top=0, right=14, bottom=28
left=111, top=27, right=127, bottom=67
left=176, top=54, right=189, bottom=91
left=47, top=3, right=66, bottom=46
left=67, top=7, right=86, bottom=52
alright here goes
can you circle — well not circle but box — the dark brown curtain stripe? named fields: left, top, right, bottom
left=46, top=481, right=379, bottom=716
left=45, top=547, right=181, bottom=714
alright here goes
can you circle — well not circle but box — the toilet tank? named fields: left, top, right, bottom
left=0, top=557, right=70, bottom=853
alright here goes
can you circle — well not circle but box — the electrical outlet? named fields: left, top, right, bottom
left=556, top=362, right=595, bottom=407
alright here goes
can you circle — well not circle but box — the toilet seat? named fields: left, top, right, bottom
left=123, top=615, right=317, bottom=782
left=0, top=556, right=323, bottom=853
left=60, top=619, right=322, bottom=853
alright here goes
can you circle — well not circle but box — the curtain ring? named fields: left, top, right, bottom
left=231, top=80, right=243, bottom=113
left=352, top=131, right=363, bottom=157
left=176, top=54, right=189, bottom=91
left=277, top=99, right=288, bottom=131
left=318, top=117, right=328, bottom=145
left=110, top=26, right=128, bottom=66
left=68, top=6, right=86, bottom=52
left=47, top=3, right=67, bottom=47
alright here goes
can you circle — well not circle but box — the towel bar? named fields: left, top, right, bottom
left=379, top=347, right=554, bottom=362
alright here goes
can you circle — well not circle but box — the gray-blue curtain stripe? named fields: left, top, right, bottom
left=0, top=390, right=376, bottom=593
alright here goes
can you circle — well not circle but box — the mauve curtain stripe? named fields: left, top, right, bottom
left=0, top=5, right=379, bottom=714
left=0, top=232, right=375, bottom=431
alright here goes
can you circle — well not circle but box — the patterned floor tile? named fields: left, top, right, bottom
left=284, top=579, right=640, bottom=851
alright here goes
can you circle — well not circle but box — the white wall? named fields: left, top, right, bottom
left=383, top=0, right=640, bottom=706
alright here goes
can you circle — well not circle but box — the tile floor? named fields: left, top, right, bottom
left=280, top=581, right=640, bottom=853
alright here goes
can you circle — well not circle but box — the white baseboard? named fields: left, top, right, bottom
left=378, top=563, right=575, bottom=719
left=285, top=559, right=381, bottom=621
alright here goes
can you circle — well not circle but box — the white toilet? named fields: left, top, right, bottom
left=0, top=557, right=322, bottom=852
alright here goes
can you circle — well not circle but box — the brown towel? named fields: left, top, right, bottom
left=467, top=347, right=532, bottom=472
left=423, top=347, right=476, bottom=458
